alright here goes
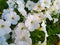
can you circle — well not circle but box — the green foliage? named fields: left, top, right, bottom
left=30, top=30, right=45, bottom=44
left=47, top=35, right=59, bottom=45
left=0, top=0, right=8, bottom=12
left=46, top=19, right=60, bottom=35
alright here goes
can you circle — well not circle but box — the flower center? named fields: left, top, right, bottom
left=37, top=5, right=41, bottom=8
left=21, top=27, right=24, bottom=30
left=0, top=25, right=5, bottom=28
left=31, top=20, right=34, bottom=24
left=11, top=16, right=15, bottom=20
left=38, top=16, right=41, bottom=18
left=29, top=4, right=32, bottom=6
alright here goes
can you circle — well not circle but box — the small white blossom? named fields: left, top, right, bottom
left=0, top=19, right=11, bottom=36
left=33, top=2, right=45, bottom=11
left=14, top=27, right=32, bottom=45
left=7, top=0, right=17, bottom=9
left=25, top=13, right=41, bottom=31
left=2, top=9, right=20, bottom=25
left=39, top=0, right=51, bottom=8
left=26, top=0, right=36, bottom=10
left=12, top=22, right=32, bottom=45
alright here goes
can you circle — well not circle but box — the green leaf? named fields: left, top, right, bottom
left=47, top=35, right=59, bottom=45
left=46, top=19, right=60, bottom=35
left=30, top=30, right=45, bottom=44
left=0, top=0, right=8, bottom=12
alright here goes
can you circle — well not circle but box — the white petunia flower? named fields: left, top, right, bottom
left=0, top=19, right=11, bottom=36
left=2, top=9, right=20, bottom=25
left=12, top=22, right=32, bottom=45
left=25, top=13, right=41, bottom=31
left=12, top=23, right=31, bottom=39
left=33, top=2, right=45, bottom=12
left=26, top=0, right=36, bottom=10
left=7, top=0, right=17, bottom=9
left=39, top=0, right=51, bottom=8
left=14, top=27, right=32, bottom=45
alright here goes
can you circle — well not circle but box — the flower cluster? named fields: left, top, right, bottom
left=0, top=0, right=60, bottom=45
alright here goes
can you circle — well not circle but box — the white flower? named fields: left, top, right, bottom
left=26, top=0, right=36, bottom=10
left=39, top=0, right=51, bottom=8
left=12, top=22, right=32, bottom=45
left=14, top=29, right=32, bottom=45
left=2, top=9, right=20, bottom=25
left=25, top=13, right=41, bottom=31
left=33, top=2, right=45, bottom=11
left=0, top=19, right=11, bottom=36
left=12, top=23, right=31, bottom=39
left=7, top=0, right=17, bottom=9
